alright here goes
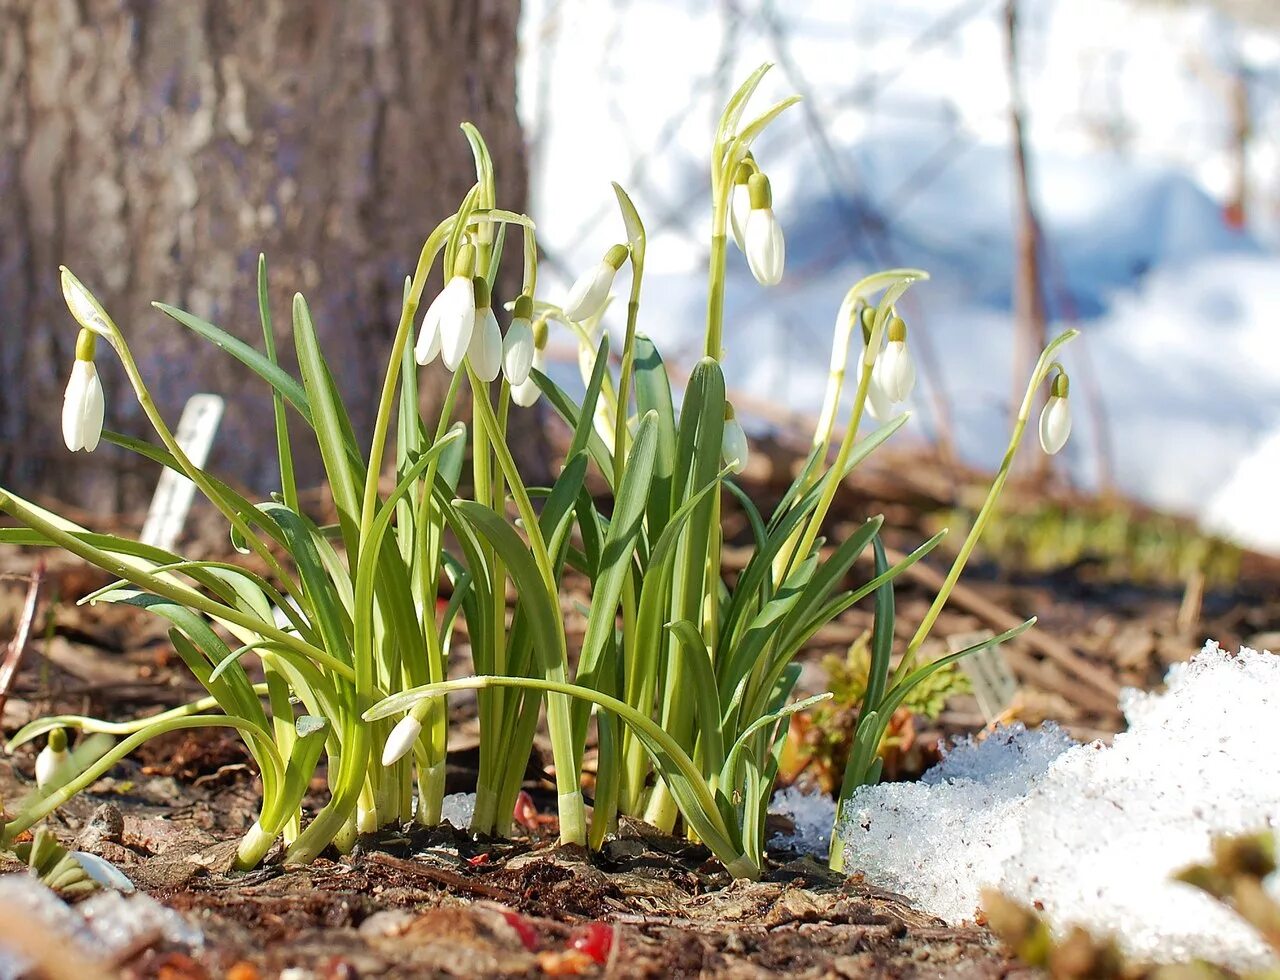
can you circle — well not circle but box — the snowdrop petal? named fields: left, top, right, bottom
left=502, top=317, right=535, bottom=386
left=381, top=714, right=423, bottom=767
left=563, top=262, right=616, bottom=322
left=414, top=295, right=444, bottom=365
left=468, top=307, right=502, bottom=382
left=438, top=276, right=476, bottom=371
left=721, top=417, right=749, bottom=474
left=512, top=351, right=545, bottom=407
left=877, top=340, right=916, bottom=403
left=1039, top=395, right=1072, bottom=455
left=745, top=208, right=785, bottom=286
left=730, top=184, right=751, bottom=252
left=62, top=360, right=103, bottom=453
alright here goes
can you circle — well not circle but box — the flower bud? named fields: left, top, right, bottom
left=744, top=173, right=784, bottom=286
left=62, top=330, right=105, bottom=453
left=381, top=713, right=423, bottom=767
left=564, top=244, right=628, bottom=322
left=1039, top=374, right=1072, bottom=455
left=721, top=405, right=749, bottom=474
left=875, top=317, right=916, bottom=403
left=502, top=295, right=535, bottom=386
left=60, top=269, right=110, bottom=337
left=36, top=728, right=71, bottom=789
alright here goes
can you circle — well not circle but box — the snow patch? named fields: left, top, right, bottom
left=768, top=784, right=837, bottom=856
left=837, top=641, right=1280, bottom=970
left=440, top=792, right=476, bottom=829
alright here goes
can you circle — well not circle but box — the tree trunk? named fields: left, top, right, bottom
left=0, top=0, right=528, bottom=508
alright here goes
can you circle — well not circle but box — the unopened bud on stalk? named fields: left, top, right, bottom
left=418, top=243, right=478, bottom=369
left=874, top=315, right=916, bottom=403
left=36, top=728, right=70, bottom=789
left=729, top=159, right=756, bottom=252
left=467, top=276, right=503, bottom=382
left=62, top=329, right=105, bottom=453
left=502, top=295, right=536, bottom=386
left=1039, top=372, right=1072, bottom=455
left=721, top=404, right=749, bottom=474
left=381, top=712, right=423, bottom=767
left=511, top=318, right=548, bottom=408
left=744, top=173, right=784, bottom=286
left=564, top=244, right=628, bottom=322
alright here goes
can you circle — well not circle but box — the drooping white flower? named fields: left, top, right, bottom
left=563, top=244, right=628, bottom=322
left=874, top=317, right=916, bottom=403
left=744, top=173, right=784, bottom=286
left=381, top=713, right=423, bottom=767
left=467, top=277, right=502, bottom=382
left=859, top=349, right=896, bottom=422
left=511, top=320, right=548, bottom=408
left=36, top=729, right=70, bottom=789
left=62, top=331, right=105, bottom=453
left=413, top=294, right=444, bottom=365
left=729, top=161, right=754, bottom=251
left=60, top=268, right=110, bottom=336
left=436, top=276, right=477, bottom=371
left=721, top=406, right=749, bottom=474
left=1039, top=374, right=1072, bottom=455
left=502, top=296, right=535, bottom=386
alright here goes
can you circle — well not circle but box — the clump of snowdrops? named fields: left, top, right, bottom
left=0, top=64, right=1075, bottom=879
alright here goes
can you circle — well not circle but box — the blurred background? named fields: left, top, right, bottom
left=1, top=0, right=1277, bottom=555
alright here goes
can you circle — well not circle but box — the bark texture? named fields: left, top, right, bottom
left=0, top=0, right=527, bottom=506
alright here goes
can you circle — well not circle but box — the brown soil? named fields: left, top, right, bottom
left=1, top=447, right=1277, bottom=977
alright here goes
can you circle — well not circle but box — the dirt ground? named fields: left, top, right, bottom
left=1, top=445, right=1277, bottom=977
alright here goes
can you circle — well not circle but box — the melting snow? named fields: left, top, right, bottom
left=837, top=641, right=1280, bottom=970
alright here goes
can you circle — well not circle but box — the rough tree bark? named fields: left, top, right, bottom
left=0, top=0, right=530, bottom=508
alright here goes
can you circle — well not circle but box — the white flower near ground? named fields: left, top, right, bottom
left=62, top=358, right=104, bottom=453
left=381, top=714, right=423, bottom=767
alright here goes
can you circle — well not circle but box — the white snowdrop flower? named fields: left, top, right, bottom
left=62, top=330, right=105, bottom=453
left=60, top=268, right=110, bottom=336
left=35, top=729, right=70, bottom=789
left=467, top=277, right=502, bottom=382
left=381, top=713, right=423, bottom=767
left=721, top=405, right=749, bottom=474
left=859, top=349, right=896, bottom=422
left=1039, top=374, right=1072, bottom=455
left=729, top=161, right=754, bottom=252
left=502, top=295, right=535, bottom=386
left=422, top=243, right=478, bottom=371
left=744, top=173, right=784, bottom=286
left=511, top=321, right=548, bottom=408
left=563, top=244, right=628, bottom=322
left=874, top=316, right=916, bottom=403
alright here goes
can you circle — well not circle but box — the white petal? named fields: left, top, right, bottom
left=62, top=361, right=94, bottom=452
left=381, top=714, right=422, bottom=767
left=730, top=185, right=751, bottom=252
left=80, top=368, right=104, bottom=452
left=502, top=318, right=534, bottom=386
left=467, top=307, right=502, bottom=382
left=414, top=295, right=444, bottom=365
left=438, top=277, right=476, bottom=371
left=511, top=352, right=544, bottom=407
left=70, top=851, right=135, bottom=892
left=1039, top=396, right=1072, bottom=455
left=859, top=351, right=895, bottom=422
left=721, top=418, right=749, bottom=474
left=877, top=341, right=916, bottom=403
left=563, top=262, right=616, bottom=322
left=35, top=746, right=69, bottom=788
left=745, top=208, right=785, bottom=286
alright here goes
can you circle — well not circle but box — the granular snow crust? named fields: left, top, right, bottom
left=837, top=642, right=1280, bottom=969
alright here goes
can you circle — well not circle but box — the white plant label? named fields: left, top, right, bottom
left=950, top=629, right=1019, bottom=722
left=140, top=394, right=224, bottom=552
